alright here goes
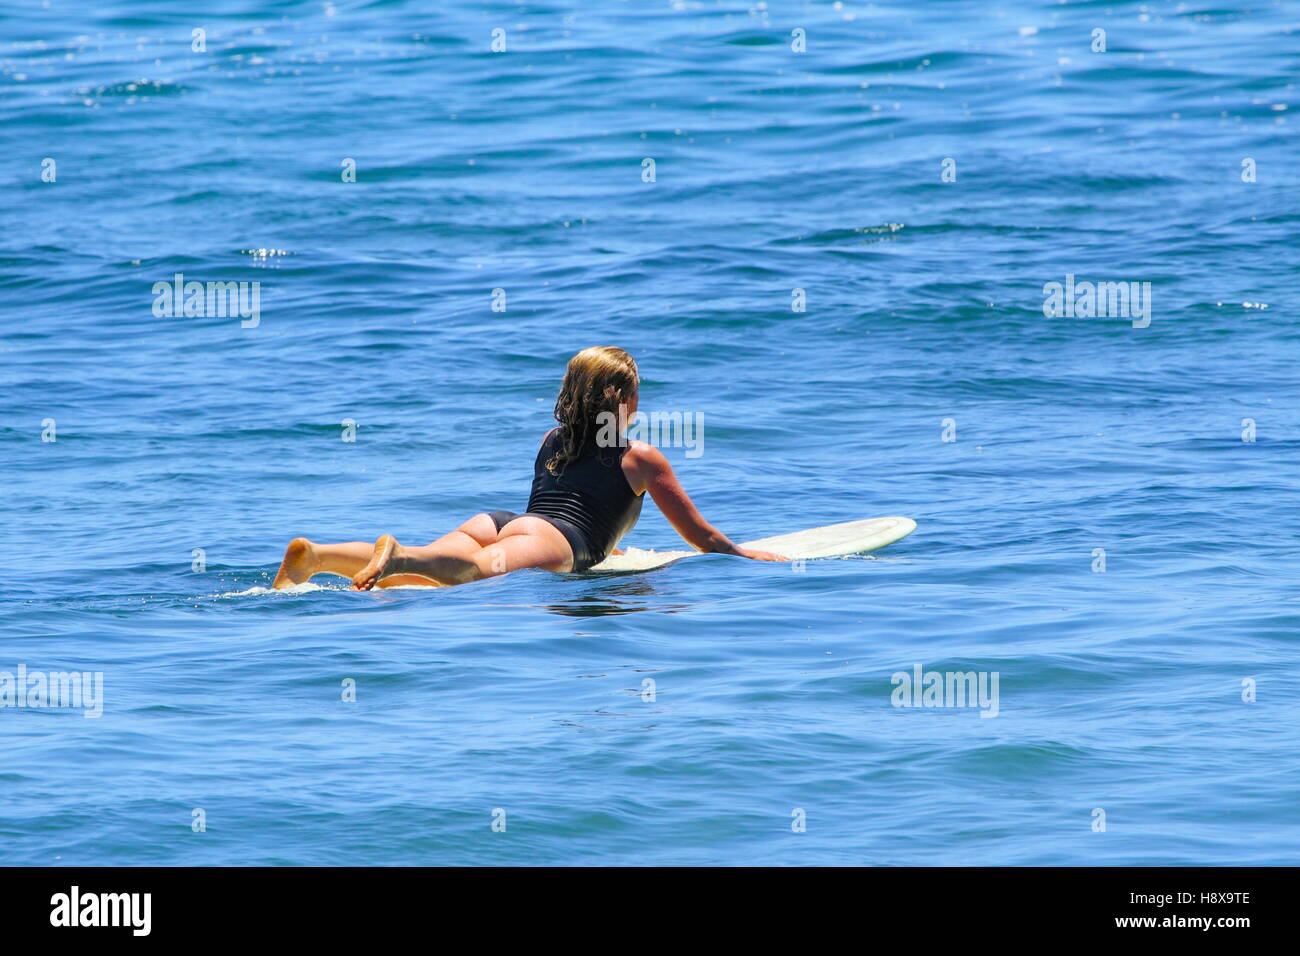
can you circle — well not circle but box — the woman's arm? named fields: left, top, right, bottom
left=623, top=442, right=786, bottom=561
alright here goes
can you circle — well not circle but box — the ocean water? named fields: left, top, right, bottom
left=2, top=0, right=1298, bottom=866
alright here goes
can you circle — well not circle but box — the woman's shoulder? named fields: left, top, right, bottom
left=620, top=439, right=659, bottom=463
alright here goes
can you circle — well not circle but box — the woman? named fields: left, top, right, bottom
left=272, top=346, right=785, bottom=590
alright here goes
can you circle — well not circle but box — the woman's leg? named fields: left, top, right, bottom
left=273, top=514, right=509, bottom=589
left=273, top=538, right=437, bottom=588
left=273, top=538, right=369, bottom=588
left=273, top=531, right=467, bottom=589
left=352, top=516, right=573, bottom=590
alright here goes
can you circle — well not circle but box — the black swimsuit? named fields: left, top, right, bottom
left=487, top=429, right=645, bottom=572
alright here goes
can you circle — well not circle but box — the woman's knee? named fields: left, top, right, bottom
left=472, top=543, right=513, bottom=577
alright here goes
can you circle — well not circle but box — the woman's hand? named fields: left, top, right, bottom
left=737, top=547, right=788, bottom=562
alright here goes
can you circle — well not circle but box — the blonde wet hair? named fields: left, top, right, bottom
left=547, top=346, right=639, bottom=474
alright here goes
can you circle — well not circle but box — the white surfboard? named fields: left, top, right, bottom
left=587, top=516, right=917, bottom=573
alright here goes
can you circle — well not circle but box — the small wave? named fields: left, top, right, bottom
left=217, top=582, right=335, bottom=598
left=217, top=581, right=440, bottom=598
left=238, top=248, right=295, bottom=259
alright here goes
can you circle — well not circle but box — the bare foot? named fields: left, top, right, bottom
left=352, top=534, right=402, bottom=591
left=273, top=537, right=319, bottom=588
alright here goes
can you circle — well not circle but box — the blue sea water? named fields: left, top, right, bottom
left=2, top=0, right=1298, bottom=866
